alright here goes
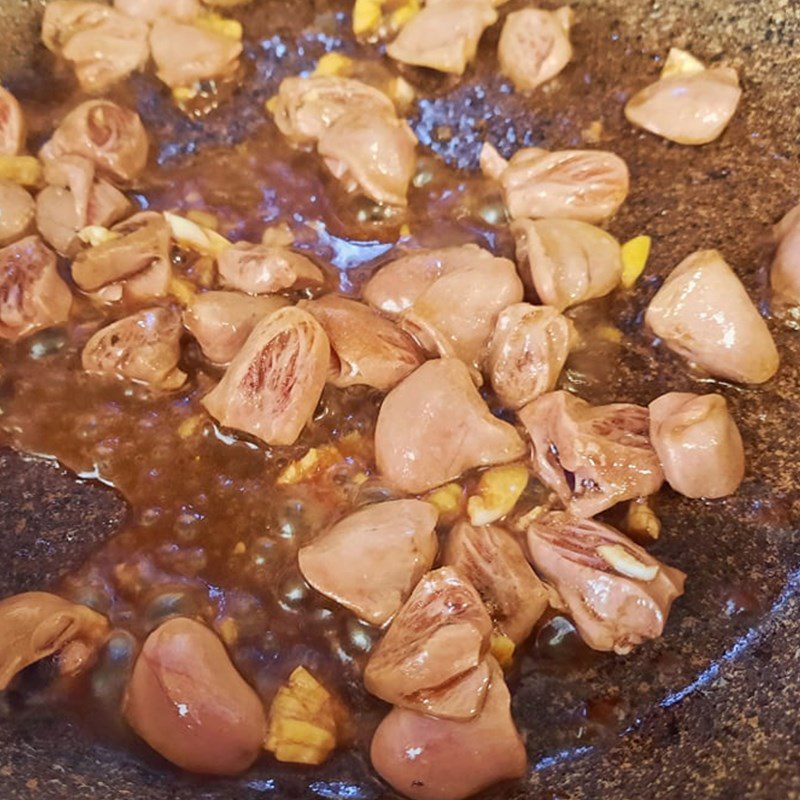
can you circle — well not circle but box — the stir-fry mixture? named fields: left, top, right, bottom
left=0, top=1, right=793, bottom=798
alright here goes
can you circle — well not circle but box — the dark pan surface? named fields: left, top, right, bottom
left=1, top=0, right=799, bottom=798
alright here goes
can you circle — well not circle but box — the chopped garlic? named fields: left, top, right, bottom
left=352, top=0, right=383, bottom=35
left=313, top=53, right=355, bottom=78
left=621, top=235, right=652, bottom=288
left=0, top=155, right=42, bottom=187
left=389, top=76, right=416, bottom=109
left=425, top=482, right=464, bottom=523
left=186, top=209, right=220, bottom=231
left=625, top=498, right=661, bottom=541
left=390, top=0, right=420, bottom=28
left=172, top=85, right=199, bottom=103
left=490, top=633, right=515, bottom=669
left=596, top=544, right=659, bottom=581
left=261, top=223, right=294, bottom=247
left=165, top=211, right=231, bottom=256
left=177, top=413, right=206, bottom=439
left=195, top=11, right=243, bottom=41
left=467, top=464, right=529, bottom=526
left=266, top=667, right=338, bottom=765
left=596, top=324, right=623, bottom=344
left=77, top=226, right=121, bottom=247
left=661, top=47, right=705, bottom=80
left=168, top=275, right=197, bottom=306
left=277, top=444, right=344, bottom=486
left=265, top=95, right=279, bottom=115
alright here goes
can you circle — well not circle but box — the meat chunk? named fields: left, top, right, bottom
left=444, top=521, right=547, bottom=643
left=625, top=66, right=741, bottom=145
left=217, top=242, right=325, bottom=295
left=271, top=75, right=396, bottom=148
left=386, top=0, right=498, bottom=76
left=123, top=617, right=266, bottom=775
left=375, top=359, right=526, bottom=494
left=649, top=392, right=745, bottom=499
left=370, top=657, right=526, bottom=800
left=364, top=244, right=523, bottom=374
left=82, top=306, right=186, bottom=389
left=645, top=249, right=779, bottom=384
left=0, top=86, right=26, bottom=156
left=40, top=100, right=149, bottom=184
left=512, top=218, right=622, bottom=310
left=201, top=306, right=330, bottom=446
left=0, top=591, right=109, bottom=691
left=0, top=180, right=35, bottom=246
left=184, top=291, right=290, bottom=365
left=498, top=7, right=573, bottom=92
left=0, top=236, right=72, bottom=341
left=526, top=512, right=685, bottom=654
left=488, top=145, right=629, bottom=222
left=114, top=0, right=201, bottom=22
left=42, top=1, right=150, bottom=94
left=364, top=567, right=493, bottom=720
left=317, top=110, right=417, bottom=207
left=299, top=295, right=423, bottom=391
left=487, top=303, right=574, bottom=409
left=518, top=390, right=664, bottom=517
left=72, top=212, right=171, bottom=302
left=298, top=499, right=439, bottom=626
left=149, top=17, right=242, bottom=88
left=771, top=202, right=800, bottom=305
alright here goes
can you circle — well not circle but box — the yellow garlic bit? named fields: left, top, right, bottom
left=620, top=235, right=652, bottom=288
left=77, top=226, right=121, bottom=247
left=168, top=275, right=197, bottom=306
left=352, top=0, right=383, bottom=35
left=195, top=11, right=243, bottom=41
left=467, top=464, right=529, bottom=526
left=172, top=85, right=199, bottom=103
left=425, top=482, right=464, bottom=523
left=596, top=544, right=659, bottom=582
left=661, top=47, right=705, bottom=79
left=177, top=413, right=206, bottom=439
left=490, top=633, right=515, bottom=669
left=313, top=53, right=355, bottom=78
left=186, top=209, right=220, bottom=231
left=0, top=155, right=42, bottom=187
left=625, top=498, right=661, bottom=540
left=164, top=211, right=231, bottom=256
left=265, top=95, right=279, bottom=115
left=596, top=324, right=623, bottom=344
left=276, top=444, right=343, bottom=486
left=266, top=667, right=338, bottom=765
left=390, top=0, right=420, bottom=28
left=389, top=76, right=415, bottom=109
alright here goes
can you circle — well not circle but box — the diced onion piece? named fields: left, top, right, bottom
left=596, top=544, right=659, bottom=581
left=621, top=234, right=652, bottom=288
left=661, top=47, right=705, bottom=79
left=467, top=464, right=529, bottom=526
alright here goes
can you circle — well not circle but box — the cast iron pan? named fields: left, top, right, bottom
left=1, top=0, right=799, bottom=798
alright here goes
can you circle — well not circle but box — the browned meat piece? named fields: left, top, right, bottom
left=370, top=657, right=526, bottom=800
left=489, top=146, right=629, bottom=222
left=298, top=499, right=439, bottom=626
left=114, top=0, right=201, bottom=22
left=0, top=236, right=72, bottom=341
left=386, top=0, right=498, bottom=76
left=72, top=212, right=171, bottom=303
left=625, top=67, right=741, bottom=145
left=123, top=617, right=266, bottom=775
left=487, top=303, right=574, bottom=409
left=444, top=520, right=547, bottom=643
left=0, top=591, right=109, bottom=691
left=498, top=7, right=573, bottom=92
left=202, top=306, right=330, bottom=445
left=649, top=392, right=745, bottom=499
left=149, top=18, right=242, bottom=89
left=518, top=390, right=664, bottom=517
left=512, top=218, right=622, bottom=310
left=364, top=567, right=493, bottom=720
left=771, top=202, right=800, bottom=305
left=318, top=110, right=417, bottom=207
left=271, top=75, right=396, bottom=148
left=82, top=306, right=186, bottom=389
left=184, top=291, right=290, bottom=365
left=0, top=180, right=35, bottom=246
left=363, top=244, right=499, bottom=319
left=40, top=100, right=149, bottom=184
left=645, top=249, right=779, bottom=384
left=375, top=359, right=526, bottom=494
left=363, top=244, right=523, bottom=373
left=217, top=242, right=325, bottom=295
left=42, top=1, right=149, bottom=94
left=526, top=512, right=685, bottom=654
left=299, top=295, right=423, bottom=390
left=0, top=86, right=26, bottom=156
